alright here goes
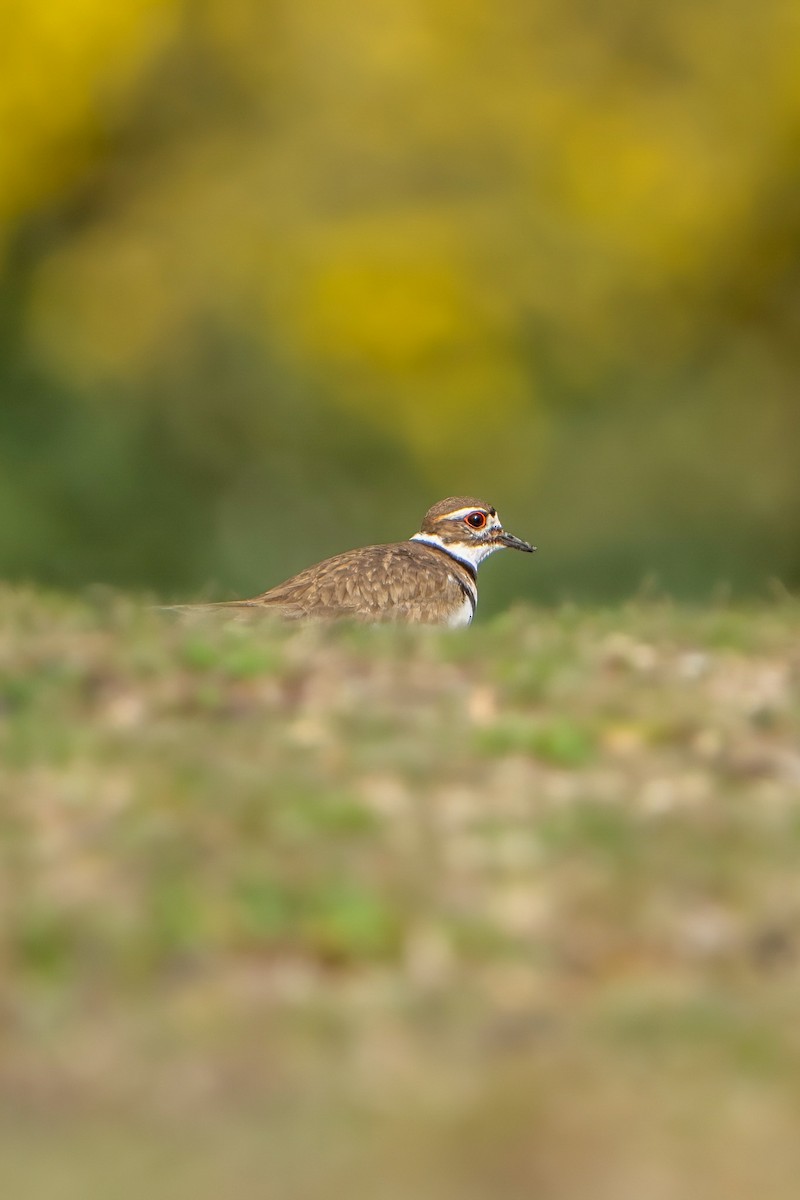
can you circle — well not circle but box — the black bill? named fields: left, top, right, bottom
left=497, top=530, right=536, bottom=553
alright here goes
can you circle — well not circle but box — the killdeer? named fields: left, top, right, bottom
left=185, top=497, right=535, bottom=626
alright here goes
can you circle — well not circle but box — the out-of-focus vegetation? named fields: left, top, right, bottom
left=1, top=0, right=799, bottom=605
left=1, top=589, right=800, bottom=1196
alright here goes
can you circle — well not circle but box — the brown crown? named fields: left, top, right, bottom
left=419, top=496, right=495, bottom=534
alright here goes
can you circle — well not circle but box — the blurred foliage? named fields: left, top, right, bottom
left=1, top=0, right=799, bottom=603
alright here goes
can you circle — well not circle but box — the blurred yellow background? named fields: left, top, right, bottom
left=2, top=0, right=799, bottom=607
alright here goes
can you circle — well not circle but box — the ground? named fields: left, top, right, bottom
left=1, top=587, right=799, bottom=1198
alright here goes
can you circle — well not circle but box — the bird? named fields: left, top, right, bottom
left=174, top=496, right=535, bottom=626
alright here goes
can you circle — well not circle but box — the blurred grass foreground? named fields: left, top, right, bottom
left=2, top=588, right=800, bottom=1197
left=1, top=0, right=800, bottom=604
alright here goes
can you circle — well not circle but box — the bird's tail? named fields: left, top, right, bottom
left=155, top=599, right=294, bottom=619
left=158, top=600, right=262, bottom=611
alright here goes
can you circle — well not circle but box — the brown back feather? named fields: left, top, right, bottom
left=244, top=541, right=475, bottom=622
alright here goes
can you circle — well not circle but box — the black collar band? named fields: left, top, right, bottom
left=411, top=536, right=478, bottom=582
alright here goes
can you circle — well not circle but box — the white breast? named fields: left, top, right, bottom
left=446, top=589, right=476, bottom=628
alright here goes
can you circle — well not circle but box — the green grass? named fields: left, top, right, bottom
left=1, top=586, right=800, bottom=1198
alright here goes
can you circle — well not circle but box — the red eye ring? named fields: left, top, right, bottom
left=466, top=511, right=487, bottom=529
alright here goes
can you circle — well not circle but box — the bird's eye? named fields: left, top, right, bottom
left=466, top=511, right=487, bottom=529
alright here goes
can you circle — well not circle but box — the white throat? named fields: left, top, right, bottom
left=410, top=532, right=501, bottom=571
